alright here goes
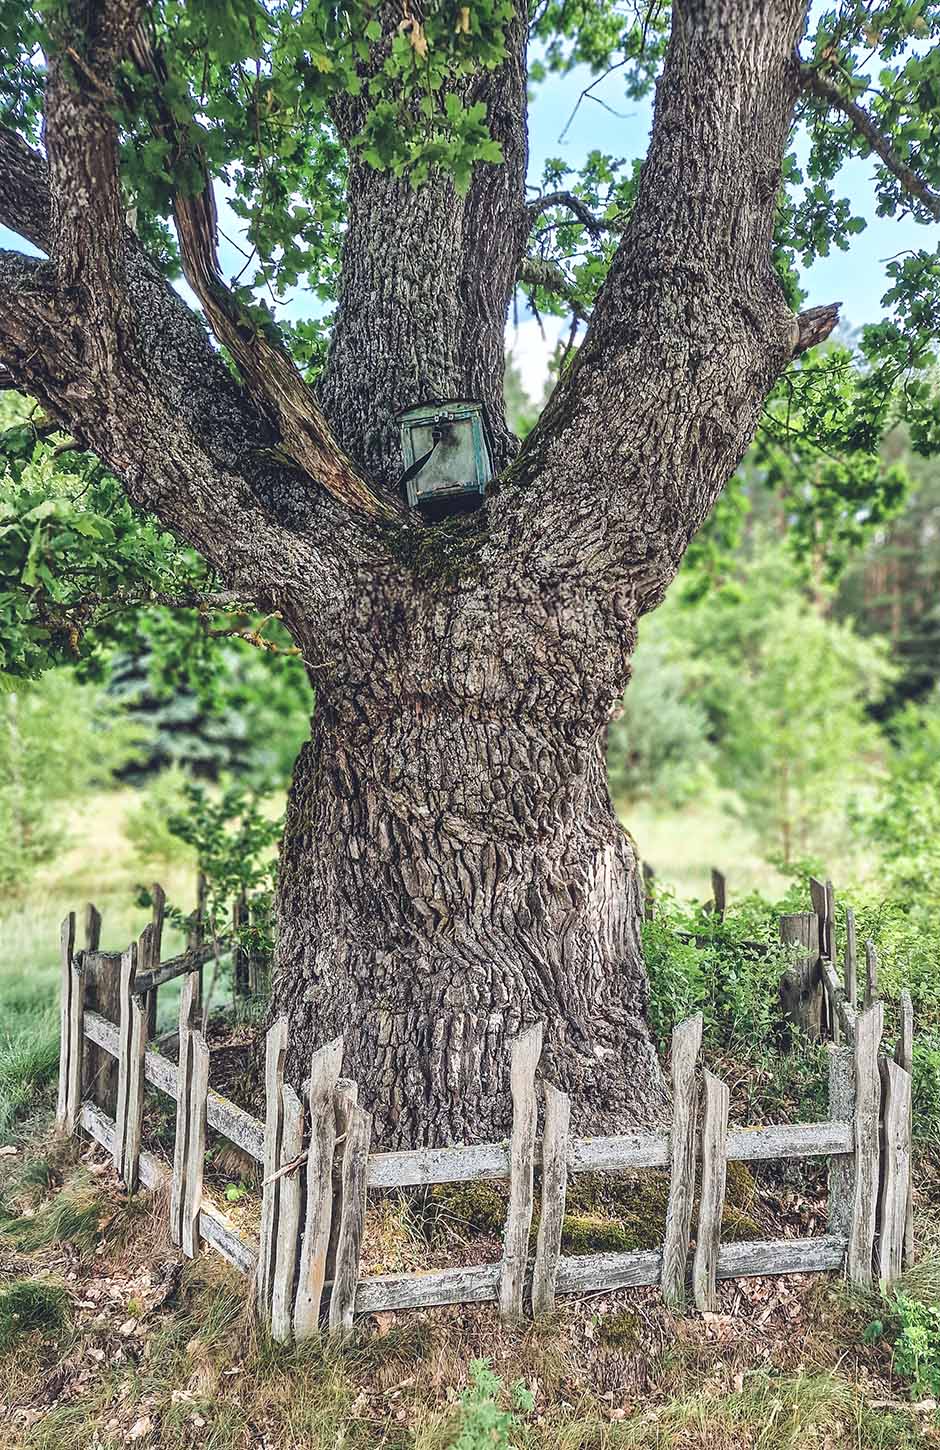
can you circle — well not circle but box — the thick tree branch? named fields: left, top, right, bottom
left=792, top=301, right=842, bottom=356
left=489, top=0, right=812, bottom=619
left=124, top=24, right=398, bottom=521
left=801, top=65, right=940, bottom=222
left=43, top=1, right=141, bottom=367
left=0, top=127, right=50, bottom=251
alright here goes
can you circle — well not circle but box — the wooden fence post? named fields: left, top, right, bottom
left=865, top=940, right=878, bottom=1008
left=81, top=905, right=122, bottom=1116
left=661, top=1013, right=703, bottom=1311
left=182, top=1031, right=210, bottom=1257
left=294, top=1038, right=344, bottom=1340
left=779, top=913, right=822, bottom=1044
left=844, top=908, right=857, bottom=1008
left=827, top=1045, right=855, bottom=1238
left=113, top=940, right=147, bottom=1191
left=895, top=990, right=914, bottom=1266
left=325, top=1079, right=359, bottom=1287
left=55, top=913, right=83, bottom=1134
left=877, top=1058, right=912, bottom=1291
left=498, top=1022, right=544, bottom=1325
left=693, top=1070, right=729, bottom=1313
left=168, top=968, right=209, bottom=1259
left=847, top=1002, right=884, bottom=1288
left=271, top=1085, right=304, bottom=1342
left=532, top=1081, right=570, bottom=1315
left=256, top=1016, right=288, bottom=1320
left=328, top=1099, right=373, bottom=1338
left=144, top=885, right=166, bottom=1039
left=188, top=871, right=208, bottom=1014
left=710, top=869, right=727, bottom=920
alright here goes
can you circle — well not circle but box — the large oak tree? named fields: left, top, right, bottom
left=1, top=0, right=939, bottom=1147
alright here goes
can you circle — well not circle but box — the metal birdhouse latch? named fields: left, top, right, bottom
left=395, top=399, right=494, bottom=519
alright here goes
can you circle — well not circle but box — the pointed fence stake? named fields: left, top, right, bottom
left=847, top=1002, right=884, bottom=1288
left=294, top=1038, right=344, bottom=1340
left=693, top=1070, right=729, bottom=1313
left=661, top=1013, right=703, bottom=1311
left=532, top=1081, right=570, bottom=1315
left=498, top=1022, right=544, bottom=1325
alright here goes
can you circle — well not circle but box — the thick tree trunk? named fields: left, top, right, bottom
left=272, top=592, right=667, bottom=1149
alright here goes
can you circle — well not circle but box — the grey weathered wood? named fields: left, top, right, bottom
left=83, top=1008, right=265, bottom=1160
left=661, top=1012, right=703, bottom=1310
left=498, top=1022, right=544, bottom=1324
left=848, top=1002, right=884, bottom=1288
left=693, top=1070, right=729, bottom=1313
left=825, top=879, right=836, bottom=959
left=132, top=940, right=226, bottom=997
left=827, top=1045, right=855, bottom=1238
left=271, top=1084, right=304, bottom=1342
left=170, top=972, right=199, bottom=1248
left=65, top=916, right=84, bottom=1132
left=325, top=1078, right=359, bottom=1283
left=356, top=1263, right=501, bottom=1313
left=895, top=990, right=914, bottom=1266
left=353, top=1233, right=853, bottom=1315
left=56, top=913, right=78, bottom=1130
left=293, top=1037, right=343, bottom=1340
left=80, top=1101, right=259, bottom=1275
left=820, top=957, right=852, bottom=1048
left=121, top=940, right=149, bottom=1193
left=144, top=886, right=166, bottom=1038
left=877, top=1058, right=912, bottom=1291
left=779, top=912, right=822, bottom=1042
left=864, top=939, right=878, bottom=1007
left=81, top=903, right=122, bottom=1116
left=182, top=1030, right=210, bottom=1257
left=328, top=1101, right=373, bottom=1337
left=112, top=942, right=136, bottom=1181
left=532, top=1082, right=570, bottom=1315
left=710, top=868, right=727, bottom=920
left=256, top=1016, right=288, bottom=1315
left=809, top=876, right=829, bottom=949
left=843, top=907, right=857, bottom=1007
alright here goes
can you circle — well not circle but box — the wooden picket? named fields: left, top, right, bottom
left=58, top=882, right=918, bottom=1342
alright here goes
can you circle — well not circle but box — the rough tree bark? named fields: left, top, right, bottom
left=0, top=0, right=849, bottom=1147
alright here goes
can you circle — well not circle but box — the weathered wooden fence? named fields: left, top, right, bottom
left=56, top=888, right=916, bottom=1342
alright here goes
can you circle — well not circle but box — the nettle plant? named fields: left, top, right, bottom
left=3, top=0, right=940, bottom=1146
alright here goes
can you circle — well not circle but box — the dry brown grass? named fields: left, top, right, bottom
left=0, top=1126, right=933, bottom=1450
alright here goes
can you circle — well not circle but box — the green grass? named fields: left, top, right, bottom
left=0, top=789, right=195, bottom=1134
left=0, top=1278, right=69, bottom=1352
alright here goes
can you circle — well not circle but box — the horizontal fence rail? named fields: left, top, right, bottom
left=57, top=870, right=917, bottom=1341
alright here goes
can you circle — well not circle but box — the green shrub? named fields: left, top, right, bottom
left=451, top=1359, right=534, bottom=1450
left=867, top=1292, right=940, bottom=1399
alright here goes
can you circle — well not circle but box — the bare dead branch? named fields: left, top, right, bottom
left=791, top=301, right=842, bottom=356
left=801, top=65, right=940, bottom=222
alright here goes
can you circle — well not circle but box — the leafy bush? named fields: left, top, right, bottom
left=124, top=764, right=199, bottom=870
left=867, top=1292, right=940, bottom=1399
left=451, top=1359, right=534, bottom=1450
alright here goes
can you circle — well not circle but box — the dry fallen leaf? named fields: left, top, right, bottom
left=127, top=1416, right=151, bottom=1441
